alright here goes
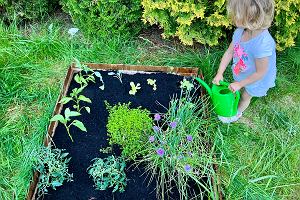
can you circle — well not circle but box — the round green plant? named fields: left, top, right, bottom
left=88, top=155, right=127, bottom=192
left=106, top=101, right=152, bottom=160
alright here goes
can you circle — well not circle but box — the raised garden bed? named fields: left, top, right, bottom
left=27, top=63, right=222, bottom=200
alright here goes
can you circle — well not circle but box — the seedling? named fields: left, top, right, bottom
left=180, top=79, right=194, bottom=91
left=129, top=82, right=141, bottom=95
left=60, top=86, right=91, bottom=113
left=50, top=108, right=87, bottom=142
left=147, top=78, right=157, bottom=91
left=88, top=156, right=127, bottom=192
left=75, top=59, right=105, bottom=90
left=108, top=71, right=123, bottom=84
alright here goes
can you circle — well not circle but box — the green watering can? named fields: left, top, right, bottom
left=195, top=77, right=240, bottom=117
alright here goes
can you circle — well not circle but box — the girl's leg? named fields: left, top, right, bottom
left=238, top=90, right=252, bottom=113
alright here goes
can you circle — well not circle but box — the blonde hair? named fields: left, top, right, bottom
left=227, top=0, right=274, bottom=30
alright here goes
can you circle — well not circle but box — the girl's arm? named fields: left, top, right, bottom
left=212, top=42, right=234, bottom=85
left=229, top=57, right=269, bottom=92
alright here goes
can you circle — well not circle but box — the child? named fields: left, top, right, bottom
left=213, top=0, right=276, bottom=123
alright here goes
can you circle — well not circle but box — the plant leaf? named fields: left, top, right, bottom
left=59, top=97, right=72, bottom=104
left=94, top=71, right=102, bottom=78
left=65, top=108, right=81, bottom=119
left=108, top=72, right=115, bottom=75
left=51, top=181, right=62, bottom=187
left=72, top=120, right=87, bottom=132
left=99, top=85, right=105, bottom=90
left=74, top=74, right=81, bottom=84
left=78, top=95, right=92, bottom=103
left=85, top=107, right=91, bottom=113
left=50, top=114, right=65, bottom=123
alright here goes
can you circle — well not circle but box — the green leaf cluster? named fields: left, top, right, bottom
left=32, top=146, right=73, bottom=198
left=60, top=0, right=144, bottom=38
left=50, top=108, right=87, bottom=142
left=106, top=102, right=152, bottom=160
left=88, top=156, right=127, bottom=193
left=141, top=0, right=300, bottom=50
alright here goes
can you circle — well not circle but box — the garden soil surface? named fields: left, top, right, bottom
left=44, top=70, right=202, bottom=200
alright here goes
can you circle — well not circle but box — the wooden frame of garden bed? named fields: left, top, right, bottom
left=27, top=63, right=223, bottom=200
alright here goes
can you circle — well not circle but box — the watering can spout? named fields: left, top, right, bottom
left=195, top=77, right=212, bottom=97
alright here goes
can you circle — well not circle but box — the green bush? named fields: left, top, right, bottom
left=60, top=0, right=144, bottom=38
left=142, top=0, right=300, bottom=51
left=106, top=102, right=152, bottom=160
left=0, top=0, right=59, bottom=22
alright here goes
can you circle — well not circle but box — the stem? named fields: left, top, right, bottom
left=64, top=123, right=74, bottom=142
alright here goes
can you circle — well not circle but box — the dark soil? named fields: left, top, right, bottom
left=43, top=70, right=194, bottom=200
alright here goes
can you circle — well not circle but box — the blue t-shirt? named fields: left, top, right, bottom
left=231, top=28, right=276, bottom=97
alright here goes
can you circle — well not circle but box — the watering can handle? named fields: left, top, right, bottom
left=219, top=81, right=241, bottom=110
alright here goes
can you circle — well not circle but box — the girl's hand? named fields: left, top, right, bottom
left=229, top=82, right=242, bottom=92
left=212, top=74, right=224, bottom=85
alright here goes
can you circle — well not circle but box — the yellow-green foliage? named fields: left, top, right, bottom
left=274, top=0, right=300, bottom=51
left=142, top=0, right=300, bottom=50
left=142, top=0, right=230, bottom=46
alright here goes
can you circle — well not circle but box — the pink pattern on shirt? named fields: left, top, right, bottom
left=233, top=43, right=248, bottom=75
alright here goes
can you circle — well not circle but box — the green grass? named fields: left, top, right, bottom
left=0, top=18, right=299, bottom=200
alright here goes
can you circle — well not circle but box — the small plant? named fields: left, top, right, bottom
left=108, top=71, right=123, bottom=84
left=180, top=79, right=194, bottom=91
left=105, top=101, right=152, bottom=160
left=74, top=59, right=105, bottom=90
left=129, top=82, right=141, bottom=95
left=50, top=108, right=87, bottom=142
left=60, top=87, right=91, bottom=113
left=147, top=78, right=157, bottom=91
left=32, top=146, right=73, bottom=198
left=88, top=155, right=127, bottom=192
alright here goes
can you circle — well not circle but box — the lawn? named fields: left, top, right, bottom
left=0, top=17, right=299, bottom=200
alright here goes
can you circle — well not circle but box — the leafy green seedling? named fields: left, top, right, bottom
left=99, top=146, right=112, bottom=154
left=75, top=59, right=105, bottom=90
left=129, top=82, right=141, bottom=95
left=88, top=156, right=127, bottom=192
left=108, top=71, right=123, bottom=84
left=50, top=108, right=87, bottom=142
left=147, top=78, right=157, bottom=91
left=60, top=86, right=91, bottom=113
left=180, top=79, right=194, bottom=91
left=33, top=146, right=73, bottom=198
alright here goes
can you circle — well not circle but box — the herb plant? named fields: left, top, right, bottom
left=129, top=82, right=141, bottom=95
left=60, top=87, right=91, bottom=113
left=32, top=146, right=73, bottom=198
left=50, top=108, right=87, bottom=142
left=147, top=78, right=157, bottom=91
left=88, top=155, right=127, bottom=192
left=106, top=101, right=152, bottom=160
left=140, top=90, right=217, bottom=200
left=108, top=71, right=123, bottom=84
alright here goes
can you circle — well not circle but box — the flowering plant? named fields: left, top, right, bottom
left=140, top=89, right=216, bottom=199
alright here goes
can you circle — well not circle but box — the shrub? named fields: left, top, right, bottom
left=274, top=0, right=300, bottom=51
left=142, top=0, right=300, bottom=50
left=141, top=91, right=217, bottom=199
left=60, top=0, right=144, bottom=38
left=106, top=102, right=152, bottom=160
left=88, top=156, right=127, bottom=192
left=0, top=0, right=59, bottom=22
left=32, top=146, right=73, bottom=197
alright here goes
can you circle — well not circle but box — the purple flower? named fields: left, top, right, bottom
left=170, top=121, right=177, bottom=129
left=153, top=126, right=160, bottom=132
left=186, top=135, right=193, bottom=142
left=154, top=114, right=161, bottom=121
left=149, top=136, right=155, bottom=142
left=156, top=148, right=165, bottom=157
left=184, top=164, right=192, bottom=172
